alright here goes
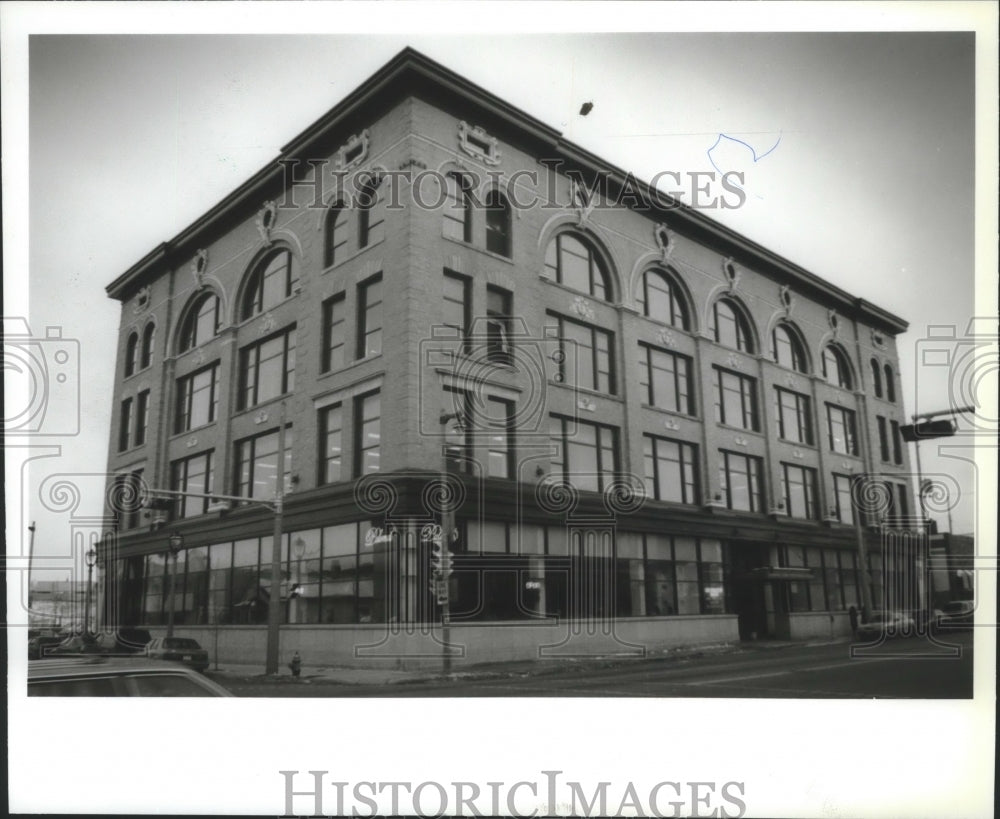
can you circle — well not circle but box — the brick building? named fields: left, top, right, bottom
left=101, top=49, right=920, bottom=667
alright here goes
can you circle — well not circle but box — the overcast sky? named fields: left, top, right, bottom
left=5, top=4, right=997, bottom=817
left=14, top=25, right=988, bottom=572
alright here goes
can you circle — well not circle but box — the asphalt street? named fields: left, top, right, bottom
left=211, top=630, right=974, bottom=698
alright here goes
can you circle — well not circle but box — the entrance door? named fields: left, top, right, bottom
left=727, top=542, right=770, bottom=640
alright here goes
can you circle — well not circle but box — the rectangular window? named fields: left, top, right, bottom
left=549, top=415, right=618, bottom=492
left=548, top=312, right=615, bottom=394
left=894, top=482, right=910, bottom=519
left=833, top=473, right=855, bottom=525
left=781, top=463, right=819, bottom=519
left=170, top=451, right=214, bottom=518
left=357, top=275, right=383, bottom=359
left=235, top=427, right=293, bottom=501
left=114, top=469, right=145, bottom=529
left=714, top=368, right=759, bottom=431
left=443, top=386, right=473, bottom=473
left=826, top=404, right=858, bottom=455
left=118, top=398, right=133, bottom=452
left=319, top=404, right=343, bottom=484
left=643, top=435, right=699, bottom=504
left=442, top=272, right=471, bottom=354
left=877, top=415, right=890, bottom=462
left=487, top=397, right=514, bottom=479
left=175, top=363, right=219, bottom=433
left=358, top=180, right=385, bottom=248
left=135, top=390, right=150, bottom=446
left=238, top=326, right=296, bottom=410
left=354, top=390, right=381, bottom=476
left=639, top=344, right=693, bottom=415
left=774, top=387, right=812, bottom=444
left=486, top=285, right=513, bottom=364
left=719, top=450, right=765, bottom=512
left=321, top=294, right=346, bottom=372
left=891, top=420, right=904, bottom=465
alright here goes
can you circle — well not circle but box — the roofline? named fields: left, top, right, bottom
left=105, top=48, right=908, bottom=334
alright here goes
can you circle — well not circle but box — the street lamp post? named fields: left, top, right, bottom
left=291, top=537, right=306, bottom=624
left=84, top=546, right=97, bottom=635
left=166, top=531, right=183, bottom=639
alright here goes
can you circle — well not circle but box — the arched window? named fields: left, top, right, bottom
left=323, top=202, right=348, bottom=268
left=140, top=323, right=156, bottom=370
left=241, top=248, right=298, bottom=321
left=870, top=359, right=883, bottom=398
left=179, top=293, right=221, bottom=353
left=770, top=323, right=807, bottom=373
left=822, top=345, right=853, bottom=389
left=544, top=233, right=611, bottom=301
left=637, top=269, right=689, bottom=329
left=443, top=173, right=472, bottom=244
left=485, top=189, right=511, bottom=257
left=884, top=364, right=896, bottom=402
left=124, top=332, right=139, bottom=377
left=357, top=173, right=385, bottom=249
left=710, top=298, right=754, bottom=353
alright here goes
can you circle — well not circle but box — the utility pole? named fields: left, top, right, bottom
left=265, top=402, right=287, bottom=675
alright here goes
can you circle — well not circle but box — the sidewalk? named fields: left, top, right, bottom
left=204, top=635, right=855, bottom=686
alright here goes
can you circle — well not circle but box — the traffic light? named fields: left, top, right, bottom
left=430, top=539, right=453, bottom=577
left=900, top=419, right=957, bottom=442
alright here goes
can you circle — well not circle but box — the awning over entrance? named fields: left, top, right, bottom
left=745, top=566, right=814, bottom=582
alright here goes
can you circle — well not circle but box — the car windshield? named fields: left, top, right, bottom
left=162, top=638, right=201, bottom=649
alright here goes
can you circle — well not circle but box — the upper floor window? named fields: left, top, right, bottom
left=319, top=403, right=343, bottom=485
left=356, top=274, right=383, bottom=359
left=876, top=415, right=890, bottom=462
left=140, top=323, right=156, bottom=370
left=832, top=473, right=855, bottom=525
left=891, top=420, right=904, bottom=465
left=323, top=202, right=348, bottom=268
left=821, top=345, right=853, bottom=389
left=487, top=396, right=515, bottom=479
left=442, top=271, right=472, bottom=354
left=774, top=387, right=813, bottom=445
left=135, top=390, right=150, bottom=447
left=643, top=435, right=699, bottom=505
left=321, top=293, right=346, bottom=373
left=354, top=390, right=381, bottom=476
left=884, top=364, right=896, bottom=403
left=547, top=312, right=615, bottom=395
left=710, top=298, right=754, bottom=353
left=175, top=363, right=220, bottom=433
left=443, top=386, right=474, bottom=474
left=241, top=248, right=298, bottom=321
left=770, top=323, right=807, bottom=373
left=781, top=463, right=819, bottom=519
left=124, top=333, right=139, bottom=377
left=870, top=359, right=883, bottom=398
left=549, top=415, right=618, bottom=493
left=826, top=404, right=858, bottom=456
left=719, top=450, right=765, bottom=512
left=639, top=344, right=694, bottom=415
left=171, top=451, right=214, bottom=519
left=637, top=269, right=689, bottom=329
left=714, top=367, right=759, bottom=431
left=118, top=397, right=133, bottom=452
left=443, top=173, right=472, bottom=244
left=486, top=285, right=513, bottom=364
left=357, top=173, right=385, bottom=249
left=235, top=427, right=293, bottom=501
left=485, top=189, right=511, bottom=257
left=238, top=326, right=296, bottom=410
left=544, top=233, right=611, bottom=301
left=179, top=293, right=221, bottom=353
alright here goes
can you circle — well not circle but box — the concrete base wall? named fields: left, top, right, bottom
left=154, top=615, right=739, bottom=671
left=777, top=611, right=853, bottom=641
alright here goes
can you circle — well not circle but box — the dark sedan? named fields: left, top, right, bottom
left=145, top=637, right=210, bottom=672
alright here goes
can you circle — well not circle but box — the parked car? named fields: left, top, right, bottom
left=28, top=656, right=232, bottom=696
left=936, top=600, right=975, bottom=630
left=28, top=631, right=71, bottom=660
left=856, top=611, right=916, bottom=640
left=145, top=637, right=210, bottom=672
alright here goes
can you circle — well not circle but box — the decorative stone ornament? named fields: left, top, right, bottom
left=828, top=309, right=841, bottom=337
left=722, top=258, right=740, bottom=292
left=734, top=435, right=749, bottom=447
left=664, top=418, right=680, bottom=431
left=656, top=328, right=676, bottom=348
left=256, top=201, right=278, bottom=245
left=779, top=284, right=794, bottom=316
left=577, top=396, right=596, bottom=413
left=458, top=121, right=501, bottom=166
left=192, top=347, right=206, bottom=366
left=726, top=353, right=741, bottom=369
left=259, top=313, right=276, bottom=336
left=570, top=178, right=596, bottom=226
left=654, top=224, right=675, bottom=262
left=186, top=437, right=198, bottom=449
left=191, top=249, right=209, bottom=289
left=133, top=286, right=151, bottom=315
left=336, top=129, right=370, bottom=172
left=871, top=329, right=886, bottom=350
left=793, top=449, right=804, bottom=459
left=254, top=411, right=269, bottom=425
left=571, top=296, right=595, bottom=321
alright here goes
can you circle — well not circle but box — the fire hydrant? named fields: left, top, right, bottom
left=288, top=651, right=302, bottom=677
